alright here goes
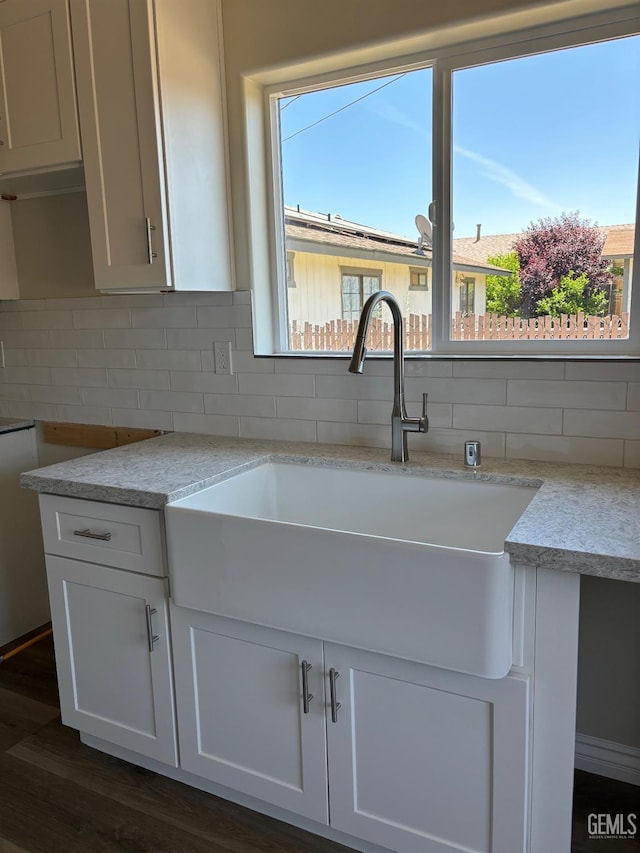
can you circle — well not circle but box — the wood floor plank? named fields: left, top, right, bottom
left=0, top=752, right=230, bottom=853
left=0, top=637, right=59, bottom=708
left=0, top=686, right=59, bottom=751
left=9, top=721, right=351, bottom=853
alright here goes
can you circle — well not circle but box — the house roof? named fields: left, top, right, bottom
left=284, top=207, right=510, bottom=275
left=452, top=223, right=635, bottom=264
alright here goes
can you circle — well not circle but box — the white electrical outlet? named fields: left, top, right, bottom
left=214, top=340, right=232, bottom=375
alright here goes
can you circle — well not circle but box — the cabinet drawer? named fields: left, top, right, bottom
left=39, top=494, right=165, bottom=575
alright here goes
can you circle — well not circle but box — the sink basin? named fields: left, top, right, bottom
left=165, top=462, right=538, bottom=678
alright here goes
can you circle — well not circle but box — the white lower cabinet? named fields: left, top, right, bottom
left=46, top=555, right=177, bottom=766
left=170, top=607, right=329, bottom=823
left=171, top=607, right=530, bottom=853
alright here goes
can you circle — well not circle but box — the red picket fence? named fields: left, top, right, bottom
left=289, top=312, right=629, bottom=351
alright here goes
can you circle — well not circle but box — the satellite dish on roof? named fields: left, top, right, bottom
left=415, top=214, right=432, bottom=254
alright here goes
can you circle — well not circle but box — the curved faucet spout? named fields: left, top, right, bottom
left=347, top=291, right=428, bottom=462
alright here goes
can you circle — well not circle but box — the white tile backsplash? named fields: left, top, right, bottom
left=1, top=294, right=638, bottom=466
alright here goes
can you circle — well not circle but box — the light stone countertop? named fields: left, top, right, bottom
left=20, top=431, right=640, bottom=583
left=0, top=417, right=35, bottom=435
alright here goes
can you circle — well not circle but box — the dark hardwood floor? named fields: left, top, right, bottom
left=0, top=634, right=637, bottom=852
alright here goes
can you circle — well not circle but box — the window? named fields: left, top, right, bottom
left=265, top=12, right=640, bottom=355
left=286, top=252, right=296, bottom=288
left=409, top=269, right=429, bottom=290
left=459, top=278, right=475, bottom=316
left=341, top=269, right=381, bottom=321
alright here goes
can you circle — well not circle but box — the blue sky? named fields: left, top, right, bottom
left=279, top=35, right=639, bottom=240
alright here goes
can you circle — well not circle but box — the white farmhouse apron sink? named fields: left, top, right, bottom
left=165, top=462, right=538, bottom=678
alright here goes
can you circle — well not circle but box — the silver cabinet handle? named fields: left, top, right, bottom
left=301, top=660, right=313, bottom=714
left=73, top=528, right=112, bottom=541
left=145, top=605, right=159, bottom=653
left=329, top=668, right=342, bottom=723
left=145, top=217, right=158, bottom=264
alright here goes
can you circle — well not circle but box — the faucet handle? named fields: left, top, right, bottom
left=420, top=393, right=429, bottom=433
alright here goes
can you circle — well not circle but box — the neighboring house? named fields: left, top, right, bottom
left=284, top=207, right=510, bottom=327
left=453, top=223, right=635, bottom=315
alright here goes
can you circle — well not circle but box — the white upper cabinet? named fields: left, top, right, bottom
left=0, top=0, right=80, bottom=174
left=70, top=0, right=234, bottom=293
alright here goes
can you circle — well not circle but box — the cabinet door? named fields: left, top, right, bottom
left=0, top=0, right=80, bottom=173
left=46, top=555, right=177, bottom=766
left=70, top=0, right=170, bottom=290
left=171, top=607, right=329, bottom=824
left=326, top=644, right=529, bottom=853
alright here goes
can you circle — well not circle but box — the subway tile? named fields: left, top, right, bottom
left=57, top=405, right=111, bottom=425
left=50, top=329, right=104, bottom=349
left=0, top=400, right=58, bottom=420
left=453, top=404, right=563, bottom=435
left=6, top=299, right=47, bottom=311
left=30, top=385, right=82, bottom=405
left=238, top=373, right=315, bottom=397
left=104, top=329, right=166, bottom=349
left=111, top=408, right=174, bottom=431
left=132, top=307, right=196, bottom=328
left=80, top=388, right=139, bottom=409
left=139, top=390, right=204, bottom=413
left=276, top=397, right=357, bottom=422
left=0, top=385, right=31, bottom=401
left=405, top=360, right=453, bottom=378
left=232, top=351, right=274, bottom=373
left=26, top=348, right=78, bottom=367
left=0, top=312, right=22, bottom=330
left=101, top=293, right=164, bottom=308
left=204, top=394, right=276, bottom=418
left=53, top=367, right=108, bottom=388
left=623, top=441, right=640, bottom=468
left=274, top=357, right=350, bottom=375
left=232, top=291, right=252, bottom=305
left=2, top=330, right=50, bottom=348
left=563, top=409, right=640, bottom=440
left=506, top=434, right=624, bottom=467
left=0, top=365, right=53, bottom=385
left=452, top=360, right=564, bottom=380
left=234, top=328, right=254, bottom=351
left=108, top=369, right=170, bottom=390
left=136, top=349, right=202, bottom=371
left=239, top=416, right=316, bottom=443
left=45, top=296, right=99, bottom=310
left=169, top=372, right=238, bottom=394
left=22, top=311, right=73, bottom=330
left=317, top=421, right=394, bottom=449
left=507, top=380, right=627, bottom=410
left=358, top=400, right=452, bottom=428
left=172, top=412, right=239, bottom=436
left=565, top=362, right=640, bottom=382
left=166, top=328, right=235, bottom=350
left=315, top=374, right=392, bottom=401
left=73, top=308, right=131, bottom=329
left=197, top=306, right=252, bottom=328
left=404, top=377, right=507, bottom=405
left=3, top=348, right=26, bottom=366
left=78, top=349, right=136, bottom=369
left=628, top=383, right=640, bottom=411
left=163, top=292, right=234, bottom=307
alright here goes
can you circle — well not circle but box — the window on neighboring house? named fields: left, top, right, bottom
left=409, top=269, right=429, bottom=290
left=459, top=278, right=475, bottom=315
left=264, top=13, right=639, bottom=355
left=286, top=252, right=296, bottom=287
left=341, top=269, right=382, bottom=322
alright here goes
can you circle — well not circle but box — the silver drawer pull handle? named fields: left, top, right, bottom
left=329, top=667, right=342, bottom=723
left=301, top=660, right=313, bottom=714
left=73, top=528, right=112, bottom=541
left=145, top=605, right=159, bottom=653
left=145, top=217, right=158, bottom=263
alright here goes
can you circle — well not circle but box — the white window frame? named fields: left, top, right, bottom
left=256, top=7, right=640, bottom=357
